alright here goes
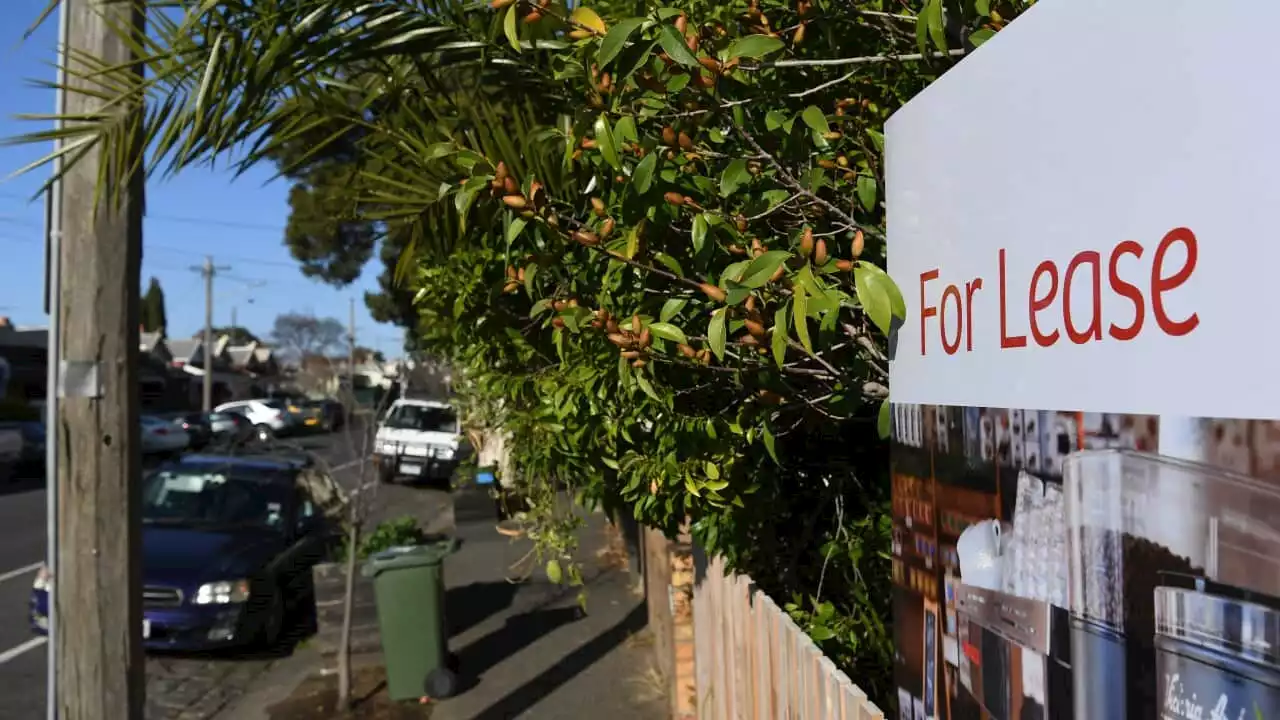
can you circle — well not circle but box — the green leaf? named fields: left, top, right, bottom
left=854, top=263, right=902, bottom=335
left=856, top=176, right=878, bottom=213
left=546, top=558, right=563, bottom=584
left=915, top=6, right=930, bottom=55
left=866, top=129, right=885, bottom=153
left=654, top=252, right=683, bottom=276
left=704, top=461, right=720, bottom=480
left=570, top=6, right=607, bottom=34
left=765, top=110, right=789, bottom=132
left=658, top=25, right=701, bottom=68
left=878, top=399, right=891, bottom=439
left=503, top=5, right=520, bottom=52
left=599, top=18, right=646, bottom=67
left=685, top=476, right=702, bottom=497
left=635, top=371, right=659, bottom=401
left=523, top=262, right=539, bottom=296
left=975, top=0, right=991, bottom=16
left=719, top=158, right=751, bottom=197
left=506, top=216, right=528, bottom=245
left=708, top=308, right=727, bottom=360
left=925, top=0, right=948, bottom=51
left=593, top=114, right=621, bottom=170
left=809, top=625, right=835, bottom=641
left=632, top=152, right=657, bottom=193
left=660, top=298, right=687, bottom=322
left=800, top=106, right=830, bottom=135
left=614, top=116, right=638, bottom=145
left=647, top=322, right=687, bottom=344
left=771, top=306, right=788, bottom=368
left=793, top=284, right=812, bottom=353
left=691, top=213, right=708, bottom=252
left=969, top=28, right=996, bottom=47
left=725, top=34, right=784, bottom=60
left=739, top=250, right=791, bottom=288
left=762, top=422, right=778, bottom=464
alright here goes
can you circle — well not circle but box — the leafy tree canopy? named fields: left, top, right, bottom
left=201, top=326, right=263, bottom=345
left=141, top=277, right=167, bottom=334
left=271, top=312, right=347, bottom=361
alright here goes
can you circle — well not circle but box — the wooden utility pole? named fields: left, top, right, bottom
left=54, top=0, right=146, bottom=717
left=191, top=256, right=229, bottom=411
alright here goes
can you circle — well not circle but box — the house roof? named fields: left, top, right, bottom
left=167, top=339, right=201, bottom=362
left=139, top=332, right=164, bottom=353
left=0, top=326, right=48, bottom=349
left=227, top=346, right=255, bottom=368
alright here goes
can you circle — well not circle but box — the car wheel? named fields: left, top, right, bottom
left=254, top=424, right=274, bottom=443
left=258, top=585, right=285, bottom=649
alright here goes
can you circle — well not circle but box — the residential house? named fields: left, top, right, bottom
left=139, top=331, right=172, bottom=364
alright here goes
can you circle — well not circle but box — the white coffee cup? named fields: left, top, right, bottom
left=957, top=519, right=1004, bottom=590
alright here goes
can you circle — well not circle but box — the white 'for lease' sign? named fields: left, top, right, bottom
left=886, top=0, right=1280, bottom=419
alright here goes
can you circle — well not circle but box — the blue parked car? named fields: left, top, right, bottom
left=30, top=454, right=337, bottom=651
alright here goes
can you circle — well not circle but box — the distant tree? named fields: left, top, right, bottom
left=141, top=277, right=167, bottom=334
left=203, top=326, right=262, bottom=345
left=271, top=313, right=345, bottom=361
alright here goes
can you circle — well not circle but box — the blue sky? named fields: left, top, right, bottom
left=0, top=0, right=404, bottom=357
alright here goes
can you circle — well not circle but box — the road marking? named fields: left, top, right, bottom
left=0, top=637, right=46, bottom=665
left=0, top=562, right=42, bottom=585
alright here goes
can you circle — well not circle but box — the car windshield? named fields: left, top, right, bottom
left=260, top=400, right=286, bottom=410
left=141, top=415, right=168, bottom=427
left=142, top=470, right=290, bottom=531
left=383, top=404, right=458, bottom=433
left=208, top=413, right=233, bottom=422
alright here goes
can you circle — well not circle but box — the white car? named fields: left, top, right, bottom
left=374, top=399, right=470, bottom=482
left=141, top=415, right=190, bottom=455
left=213, top=399, right=297, bottom=438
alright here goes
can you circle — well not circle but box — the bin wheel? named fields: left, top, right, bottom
left=424, top=667, right=458, bottom=699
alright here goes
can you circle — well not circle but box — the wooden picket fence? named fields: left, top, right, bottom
left=692, top=553, right=885, bottom=720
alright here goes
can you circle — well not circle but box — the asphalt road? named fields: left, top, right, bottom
left=0, top=424, right=376, bottom=720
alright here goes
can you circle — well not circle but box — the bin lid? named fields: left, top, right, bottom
left=362, top=537, right=459, bottom=577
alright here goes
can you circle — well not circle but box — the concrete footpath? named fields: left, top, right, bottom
left=216, top=489, right=667, bottom=720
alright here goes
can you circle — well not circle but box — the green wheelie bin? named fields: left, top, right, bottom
left=363, top=537, right=460, bottom=701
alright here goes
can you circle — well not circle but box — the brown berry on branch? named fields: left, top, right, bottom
left=699, top=283, right=727, bottom=303
left=572, top=230, right=600, bottom=246
left=814, top=238, right=828, bottom=265
left=799, top=226, right=814, bottom=257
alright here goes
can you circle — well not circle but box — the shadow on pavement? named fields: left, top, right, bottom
left=466, top=603, right=649, bottom=720
left=446, top=581, right=520, bottom=639
left=452, top=604, right=585, bottom=694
